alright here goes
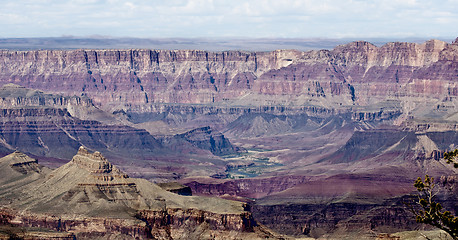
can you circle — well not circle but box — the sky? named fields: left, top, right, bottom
left=0, top=0, right=457, bottom=39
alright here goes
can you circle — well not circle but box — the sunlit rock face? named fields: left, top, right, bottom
left=0, top=149, right=279, bottom=240
left=0, top=38, right=457, bottom=239
left=0, top=39, right=456, bottom=113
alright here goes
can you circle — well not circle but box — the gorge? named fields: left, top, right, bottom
left=0, top=38, right=457, bottom=239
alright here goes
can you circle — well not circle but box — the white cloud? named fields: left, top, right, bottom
left=0, top=0, right=456, bottom=38
left=0, top=13, right=29, bottom=24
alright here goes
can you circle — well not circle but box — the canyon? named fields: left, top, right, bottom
left=0, top=38, right=457, bottom=239
left=1, top=38, right=456, bottom=110
left=0, top=148, right=280, bottom=239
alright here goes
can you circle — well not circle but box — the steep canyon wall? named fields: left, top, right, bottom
left=0, top=39, right=456, bottom=113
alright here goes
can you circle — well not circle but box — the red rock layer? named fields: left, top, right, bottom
left=0, top=207, right=259, bottom=240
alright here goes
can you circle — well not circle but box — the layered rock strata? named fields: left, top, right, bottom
left=0, top=106, right=163, bottom=160
left=0, top=84, right=164, bottom=161
left=159, top=126, right=239, bottom=156
left=0, top=148, right=278, bottom=239
left=1, top=38, right=457, bottom=239
left=0, top=39, right=456, bottom=115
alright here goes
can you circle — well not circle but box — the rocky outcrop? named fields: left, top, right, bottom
left=0, top=207, right=270, bottom=240
left=0, top=84, right=165, bottom=162
left=321, top=127, right=458, bottom=171
left=61, top=147, right=139, bottom=206
left=4, top=151, right=44, bottom=175
left=0, top=149, right=278, bottom=239
left=0, top=107, right=163, bottom=160
left=0, top=208, right=148, bottom=239
left=0, top=84, right=278, bottom=182
left=71, top=146, right=129, bottom=179
left=0, top=39, right=456, bottom=114
left=155, top=126, right=239, bottom=156
left=0, top=83, right=93, bottom=108
left=157, top=182, right=192, bottom=196
left=0, top=83, right=116, bottom=123
left=351, top=109, right=402, bottom=122
left=321, top=129, right=416, bottom=164
left=252, top=200, right=418, bottom=238
left=1, top=39, right=457, bottom=239
left=173, top=126, right=238, bottom=156
left=183, top=175, right=314, bottom=199
left=137, top=208, right=257, bottom=239
left=248, top=172, right=426, bottom=238
left=251, top=182, right=458, bottom=238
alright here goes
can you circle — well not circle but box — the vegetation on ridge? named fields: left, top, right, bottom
left=412, top=150, right=458, bottom=240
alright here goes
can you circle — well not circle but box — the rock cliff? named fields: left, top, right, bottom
left=159, top=126, right=239, bottom=156
left=0, top=84, right=164, bottom=162
left=0, top=104, right=163, bottom=161
left=0, top=39, right=456, bottom=115
left=1, top=38, right=458, bottom=239
left=0, top=149, right=281, bottom=239
left=0, top=84, right=244, bottom=180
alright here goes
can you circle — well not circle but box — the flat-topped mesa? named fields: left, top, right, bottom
left=71, top=146, right=129, bottom=182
